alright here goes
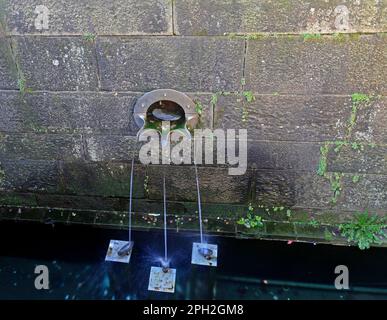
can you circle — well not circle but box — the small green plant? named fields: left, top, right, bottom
left=351, top=93, right=370, bottom=105
left=330, top=172, right=343, bottom=204
left=210, top=93, right=218, bottom=107
left=324, top=228, right=334, bottom=241
left=194, top=100, right=203, bottom=116
left=83, top=32, right=96, bottom=42
left=339, top=212, right=386, bottom=250
left=237, top=203, right=264, bottom=229
left=352, top=175, right=360, bottom=183
left=242, top=91, right=255, bottom=103
left=308, top=218, right=320, bottom=228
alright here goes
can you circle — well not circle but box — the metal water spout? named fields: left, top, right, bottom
left=133, top=89, right=199, bottom=146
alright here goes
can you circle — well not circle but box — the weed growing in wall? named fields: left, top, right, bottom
left=237, top=203, right=264, bottom=229
left=339, top=212, right=386, bottom=250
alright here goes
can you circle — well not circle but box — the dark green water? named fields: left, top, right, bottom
left=0, top=221, right=386, bottom=300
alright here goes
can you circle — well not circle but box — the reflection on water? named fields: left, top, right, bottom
left=0, top=222, right=386, bottom=300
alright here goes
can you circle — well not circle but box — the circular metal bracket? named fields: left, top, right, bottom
left=133, top=89, right=199, bottom=130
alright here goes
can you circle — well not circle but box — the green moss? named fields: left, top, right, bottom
left=346, top=93, right=371, bottom=138
left=352, top=175, right=360, bottom=183
left=193, top=30, right=208, bottom=36
left=302, top=33, right=321, bottom=41
left=29, top=123, right=48, bottom=133
left=244, top=33, right=268, bottom=41
left=332, top=33, right=361, bottom=43
left=324, top=228, right=334, bottom=241
left=317, top=142, right=330, bottom=176
left=0, top=164, right=5, bottom=184
left=0, top=194, right=36, bottom=206
left=265, top=221, right=295, bottom=237
left=333, top=33, right=346, bottom=43
left=83, top=32, right=96, bottom=42
left=333, top=140, right=348, bottom=153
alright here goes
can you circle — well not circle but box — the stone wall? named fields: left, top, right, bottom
left=0, top=0, right=386, bottom=244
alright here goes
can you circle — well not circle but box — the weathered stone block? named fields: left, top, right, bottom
left=0, top=35, right=18, bottom=89
left=176, top=0, right=387, bottom=35
left=264, top=221, right=296, bottom=237
left=246, top=141, right=320, bottom=171
left=339, top=174, right=387, bottom=211
left=3, top=0, right=172, bottom=35
left=245, top=35, right=387, bottom=94
left=214, top=94, right=351, bottom=141
left=84, top=135, right=138, bottom=162
left=293, top=172, right=336, bottom=209
left=0, top=91, right=139, bottom=134
left=96, top=37, right=245, bottom=92
left=13, top=36, right=98, bottom=91
left=352, top=96, right=387, bottom=144
left=1, top=133, right=84, bottom=161
left=328, top=144, right=387, bottom=175
left=0, top=159, right=60, bottom=193
left=146, top=165, right=250, bottom=204
left=294, top=172, right=387, bottom=212
left=254, top=170, right=298, bottom=207
left=60, top=161, right=146, bottom=198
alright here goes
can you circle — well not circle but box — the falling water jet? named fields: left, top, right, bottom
left=148, top=172, right=176, bottom=293
left=191, top=163, right=219, bottom=267
left=104, top=159, right=135, bottom=264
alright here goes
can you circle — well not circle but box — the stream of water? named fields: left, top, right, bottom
left=194, top=163, right=204, bottom=244
left=163, top=172, right=168, bottom=266
left=128, top=158, right=134, bottom=243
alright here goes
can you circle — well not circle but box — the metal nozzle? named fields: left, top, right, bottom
left=198, top=247, right=213, bottom=260
left=117, top=242, right=134, bottom=257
